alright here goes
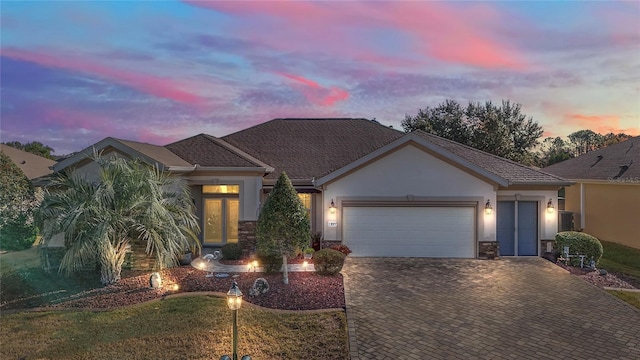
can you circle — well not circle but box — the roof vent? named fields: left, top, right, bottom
left=613, top=162, right=631, bottom=179
left=590, top=155, right=603, bottom=167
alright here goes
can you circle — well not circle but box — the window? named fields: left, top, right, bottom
left=298, top=193, right=312, bottom=226
left=558, top=187, right=566, bottom=211
left=203, top=185, right=240, bottom=194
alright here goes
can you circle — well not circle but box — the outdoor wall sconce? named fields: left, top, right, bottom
left=484, top=199, right=493, bottom=215
left=329, top=199, right=336, bottom=214
left=547, top=199, right=555, bottom=214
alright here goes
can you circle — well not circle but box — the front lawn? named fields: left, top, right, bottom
left=598, top=240, right=640, bottom=281
left=0, top=296, right=348, bottom=360
left=605, top=290, right=640, bottom=309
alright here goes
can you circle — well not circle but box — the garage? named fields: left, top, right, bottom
left=342, top=206, right=475, bottom=258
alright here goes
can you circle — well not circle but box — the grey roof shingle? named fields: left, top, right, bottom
left=0, top=144, right=56, bottom=180
left=114, top=139, right=192, bottom=167
left=222, top=118, right=404, bottom=180
left=166, top=134, right=270, bottom=168
left=413, top=131, right=571, bottom=185
left=544, top=136, right=639, bottom=181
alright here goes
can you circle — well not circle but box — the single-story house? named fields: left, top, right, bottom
left=48, top=118, right=572, bottom=258
left=544, top=137, right=639, bottom=249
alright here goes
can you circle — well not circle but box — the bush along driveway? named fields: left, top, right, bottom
left=342, top=257, right=640, bottom=360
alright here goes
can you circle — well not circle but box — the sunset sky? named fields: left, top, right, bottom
left=1, top=0, right=639, bottom=155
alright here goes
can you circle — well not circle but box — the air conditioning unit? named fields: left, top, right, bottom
left=558, top=211, right=573, bottom=232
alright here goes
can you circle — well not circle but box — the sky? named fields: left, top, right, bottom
left=1, top=0, right=639, bottom=156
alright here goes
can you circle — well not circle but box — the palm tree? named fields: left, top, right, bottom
left=36, top=156, right=200, bottom=285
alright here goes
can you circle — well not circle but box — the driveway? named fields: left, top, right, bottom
left=342, top=257, right=640, bottom=360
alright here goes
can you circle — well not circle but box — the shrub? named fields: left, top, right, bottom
left=329, top=244, right=352, bottom=256
left=314, top=248, right=346, bottom=276
left=256, top=252, right=283, bottom=274
left=0, top=214, right=37, bottom=251
left=555, top=231, right=603, bottom=265
left=221, top=243, right=242, bottom=260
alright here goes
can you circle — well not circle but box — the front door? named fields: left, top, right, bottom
left=497, top=201, right=538, bottom=256
left=203, top=198, right=239, bottom=245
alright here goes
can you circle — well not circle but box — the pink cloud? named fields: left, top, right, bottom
left=563, top=114, right=640, bottom=136
left=42, top=107, right=115, bottom=134
left=278, top=72, right=349, bottom=106
left=2, top=47, right=205, bottom=104
left=185, top=1, right=527, bottom=70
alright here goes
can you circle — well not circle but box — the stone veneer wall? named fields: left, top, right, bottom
left=478, top=241, right=500, bottom=259
left=238, top=221, right=257, bottom=258
left=540, top=239, right=556, bottom=255
left=126, top=242, right=155, bottom=270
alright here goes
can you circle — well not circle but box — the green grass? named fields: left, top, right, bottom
left=598, top=241, right=640, bottom=280
left=0, top=296, right=348, bottom=359
left=0, top=247, right=102, bottom=307
left=606, top=290, right=640, bottom=310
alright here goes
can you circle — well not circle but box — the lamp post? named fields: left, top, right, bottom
left=220, top=280, right=251, bottom=360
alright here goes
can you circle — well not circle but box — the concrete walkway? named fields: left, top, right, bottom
left=191, top=253, right=314, bottom=273
left=342, top=257, right=640, bottom=360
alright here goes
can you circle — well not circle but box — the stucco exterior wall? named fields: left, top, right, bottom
left=321, top=144, right=496, bottom=242
left=580, top=183, right=639, bottom=249
left=496, top=190, right=560, bottom=241
left=187, top=175, right=263, bottom=222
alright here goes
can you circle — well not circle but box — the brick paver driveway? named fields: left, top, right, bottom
left=342, top=257, right=640, bottom=360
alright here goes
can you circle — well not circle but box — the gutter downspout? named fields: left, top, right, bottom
left=580, top=183, right=585, bottom=230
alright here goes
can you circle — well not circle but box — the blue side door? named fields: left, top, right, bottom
left=497, top=201, right=515, bottom=256
left=517, top=201, right=538, bottom=256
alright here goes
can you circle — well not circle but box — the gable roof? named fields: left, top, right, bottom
left=222, top=118, right=404, bottom=182
left=315, top=131, right=571, bottom=187
left=165, top=134, right=273, bottom=170
left=544, top=136, right=640, bottom=181
left=413, top=131, right=571, bottom=186
left=53, top=137, right=192, bottom=172
left=0, top=144, right=57, bottom=180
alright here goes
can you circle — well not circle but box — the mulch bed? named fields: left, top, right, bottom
left=11, top=266, right=345, bottom=311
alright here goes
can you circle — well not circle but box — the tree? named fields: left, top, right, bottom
left=0, top=151, right=38, bottom=251
left=567, top=130, right=603, bottom=156
left=36, top=155, right=201, bottom=285
left=256, top=172, right=310, bottom=284
left=402, top=99, right=543, bottom=165
left=539, top=137, right=573, bottom=166
left=3, top=141, right=55, bottom=159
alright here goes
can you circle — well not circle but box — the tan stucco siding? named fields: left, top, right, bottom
left=563, top=185, right=582, bottom=229
left=582, top=183, right=640, bottom=249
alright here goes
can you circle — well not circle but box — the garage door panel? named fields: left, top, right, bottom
left=343, top=206, right=475, bottom=258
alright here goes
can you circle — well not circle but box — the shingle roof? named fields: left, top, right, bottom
left=544, top=137, right=640, bottom=181
left=413, top=131, right=571, bottom=185
left=0, top=144, right=56, bottom=180
left=166, top=134, right=272, bottom=168
left=221, top=118, right=404, bottom=180
left=114, top=139, right=192, bottom=167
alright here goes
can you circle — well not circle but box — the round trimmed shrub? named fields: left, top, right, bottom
left=221, top=243, right=242, bottom=260
left=314, top=248, right=346, bottom=276
left=256, top=252, right=283, bottom=274
left=555, top=231, right=603, bottom=265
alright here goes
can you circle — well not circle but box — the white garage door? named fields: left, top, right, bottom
left=343, top=206, right=475, bottom=258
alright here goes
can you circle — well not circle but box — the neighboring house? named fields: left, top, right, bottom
left=0, top=144, right=56, bottom=181
left=48, top=118, right=572, bottom=258
left=544, top=137, right=640, bottom=249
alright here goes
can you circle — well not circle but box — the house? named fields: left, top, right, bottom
left=0, top=144, right=56, bottom=181
left=48, top=118, right=572, bottom=258
left=544, top=137, right=640, bottom=249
